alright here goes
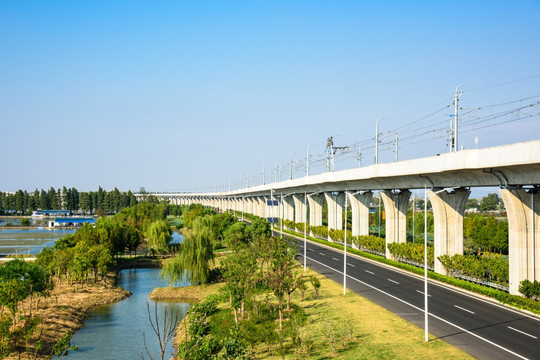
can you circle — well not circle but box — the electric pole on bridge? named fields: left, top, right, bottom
left=326, top=136, right=348, bottom=172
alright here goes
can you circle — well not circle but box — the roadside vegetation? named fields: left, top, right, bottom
left=154, top=209, right=472, bottom=359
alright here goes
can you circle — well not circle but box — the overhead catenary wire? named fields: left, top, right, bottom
left=245, top=91, right=540, bottom=186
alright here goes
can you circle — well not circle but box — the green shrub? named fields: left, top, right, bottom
left=352, top=235, right=385, bottom=253
left=519, top=279, right=540, bottom=299
left=387, top=242, right=434, bottom=267
left=438, top=253, right=508, bottom=286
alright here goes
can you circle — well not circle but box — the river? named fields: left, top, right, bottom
left=67, top=268, right=190, bottom=360
left=0, top=224, right=190, bottom=358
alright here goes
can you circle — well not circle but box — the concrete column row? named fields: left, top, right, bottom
left=166, top=186, right=540, bottom=296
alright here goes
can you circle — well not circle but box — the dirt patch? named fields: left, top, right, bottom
left=149, top=282, right=223, bottom=302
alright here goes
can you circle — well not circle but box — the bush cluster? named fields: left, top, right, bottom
left=387, top=242, right=434, bottom=267
left=519, top=280, right=540, bottom=299
left=438, top=253, right=508, bottom=286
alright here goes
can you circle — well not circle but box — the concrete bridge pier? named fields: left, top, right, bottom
left=250, top=196, right=258, bottom=216
left=308, top=194, right=325, bottom=231
left=500, top=188, right=540, bottom=295
left=245, top=197, right=253, bottom=216
left=293, top=194, right=306, bottom=224
left=349, top=191, right=373, bottom=248
left=325, top=192, right=345, bottom=241
left=428, top=188, right=470, bottom=274
left=381, top=190, right=411, bottom=258
left=258, top=196, right=268, bottom=218
left=283, top=196, right=295, bottom=222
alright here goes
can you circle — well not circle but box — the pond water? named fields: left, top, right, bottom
left=68, top=268, right=191, bottom=360
left=0, top=228, right=75, bottom=255
left=0, top=224, right=183, bottom=256
left=0, top=217, right=48, bottom=227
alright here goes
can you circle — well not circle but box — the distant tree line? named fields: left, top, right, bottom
left=0, top=186, right=139, bottom=215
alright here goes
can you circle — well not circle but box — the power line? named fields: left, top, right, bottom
left=465, top=74, right=540, bottom=93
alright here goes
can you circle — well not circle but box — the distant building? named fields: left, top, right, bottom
left=48, top=217, right=95, bottom=227
left=32, top=210, right=70, bottom=217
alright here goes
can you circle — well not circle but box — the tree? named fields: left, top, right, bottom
left=145, top=220, right=172, bottom=254
left=80, top=192, right=91, bottom=214
left=40, top=189, right=48, bottom=210
left=160, top=217, right=214, bottom=285
left=265, top=236, right=299, bottom=330
left=125, top=224, right=142, bottom=256
left=480, top=193, right=501, bottom=212
left=466, top=198, right=480, bottom=210
left=221, top=245, right=258, bottom=323
left=249, top=218, right=272, bottom=239
left=0, top=260, right=51, bottom=322
left=223, top=222, right=250, bottom=250
left=143, top=302, right=179, bottom=360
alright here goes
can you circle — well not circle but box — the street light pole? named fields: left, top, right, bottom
left=344, top=191, right=348, bottom=295
left=304, top=190, right=307, bottom=272
left=378, top=192, right=382, bottom=237
left=423, top=187, right=451, bottom=342
left=453, top=84, right=467, bottom=152
left=280, top=193, right=284, bottom=238
left=424, top=186, right=428, bottom=342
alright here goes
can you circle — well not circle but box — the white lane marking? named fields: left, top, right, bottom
left=332, top=257, right=339, bottom=261
left=454, top=305, right=475, bottom=314
left=416, top=290, right=432, bottom=297
left=305, top=256, right=530, bottom=360
left=388, top=278, right=400, bottom=285
left=348, top=263, right=355, bottom=267
left=508, top=326, right=538, bottom=339
left=365, top=270, right=374, bottom=274
left=319, top=252, right=325, bottom=256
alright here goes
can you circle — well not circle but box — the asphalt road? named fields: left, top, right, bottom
left=288, top=236, right=540, bottom=360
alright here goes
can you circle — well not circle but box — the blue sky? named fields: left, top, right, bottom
left=1, top=1, right=539, bottom=194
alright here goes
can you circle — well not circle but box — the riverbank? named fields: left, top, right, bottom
left=155, top=269, right=472, bottom=359
left=6, top=272, right=130, bottom=360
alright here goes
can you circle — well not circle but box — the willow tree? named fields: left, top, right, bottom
left=160, top=217, right=214, bottom=285
left=145, top=220, right=172, bottom=255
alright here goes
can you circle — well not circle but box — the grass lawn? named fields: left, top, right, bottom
left=158, top=266, right=472, bottom=359
left=259, top=267, right=473, bottom=359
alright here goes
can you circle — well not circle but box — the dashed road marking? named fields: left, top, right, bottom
left=454, top=305, right=475, bottom=314
left=508, top=327, right=537, bottom=339
left=416, top=290, right=431, bottom=297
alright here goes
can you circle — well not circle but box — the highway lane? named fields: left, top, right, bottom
left=292, top=238, right=540, bottom=360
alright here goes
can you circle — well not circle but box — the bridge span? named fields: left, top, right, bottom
left=138, top=140, right=540, bottom=295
